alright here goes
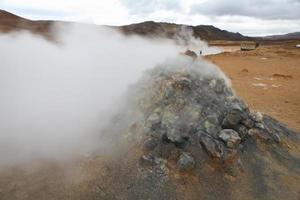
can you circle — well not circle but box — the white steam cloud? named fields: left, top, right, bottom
left=0, top=24, right=221, bottom=166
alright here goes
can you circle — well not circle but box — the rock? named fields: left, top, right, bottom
left=222, top=109, right=244, bottom=129
left=161, top=111, right=182, bottom=143
left=177, top=152, right=195, bottom=171
left=147, top=112, right=161, bottom=125
left=143, top=137, right=160, bottom=151
left=248, top=128, right=257, bottom=136
left=215, top=79, right=226, bottom=93
left=250, top=112, right=263, bottom=122
left=184, top=49, right=197, bottom=59
left=255, top=123, right=265, bottom=129
left=164, top=84, right=175, bottom=98
left=172, top=76, right=192, bottom=90
left=223, top=148, right=238, bottom=161
left=144, top=112, right=161, bottom=135
left=203, top=115, right=221, bottom=137
left=219, top=129, right=241, bottom=148
left=167, top=128, right=183, bottom=143
left=248, top=128, right=271, bottom=142
left=241, top=118, right=254, bottom=129
left=273, top=133, right=281, bottom=143
left=235, top=125, right=249, bottom=139
left=139, top=154, right=156, bottom=166
left=200, top=133, right=224, bottom=158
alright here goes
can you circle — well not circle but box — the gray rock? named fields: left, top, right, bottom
left=167, top=128, right=183, bottom=143
left=235, top=125, right=249, bottom=139
left=250, top=112, right=264, bottom=122
left=222, top=109, right=243, bottom=129
left=200, top=133, right=224, bottom=158
left=273, top=133, right=281, bottom=143
left=147, top=112, right=161, bottom=125
left=144, top=112, right=161, bottom=135
left=203, top=115, right=221, bottom=137
left=219, top=129, right=241, bottom=148
left=143, top=137, right=160, bottom=151
left=177, top=152, right=195, bottom=171
left=255, top=123, right=265, bottom=129
left=242, top=118, right=255, bottom=128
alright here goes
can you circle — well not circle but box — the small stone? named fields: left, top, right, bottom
left=223, top=148, right=238, bottom=161
left=248, top=128, right=257, bottom=136
left=235, top=125, right=248, bottom=139
left=200, top=133, right=224, bottom=158
left=222, top=109, right=244, bottom=129
left=203, top=115, right=221, bottom=137
left=167, top=128, right=183, bottom=143
left=255, top=123, right=265, bottom=129
left=250, top=112, right=264, bottom=122
left=139, top=154, right=155, bottom=166
left=273, top=133, right=281, bottom=143
left=209, top=79, right=217, bottom=88
left=241, top=118, right=255, bottom=129
left=177, top=152, right=195, bottom=171
left=147, top=112, right=161, bottom=125
left=143, top=137, right=160, bottom=151
left=219, top=129, right=241, bottom=148
left=249, top=128, right=271, bottom=141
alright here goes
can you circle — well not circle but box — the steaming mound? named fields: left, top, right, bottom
left=57, top=56, right=300, bottom=200
left=91, top=57, right=300, bottom=200
left=1, top=57, right=299, bottom=200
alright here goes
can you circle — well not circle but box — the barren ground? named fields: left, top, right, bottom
left=206, top=41, right=300, bottom=131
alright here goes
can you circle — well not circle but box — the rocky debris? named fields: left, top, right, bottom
left=127, top=58, right=299, bottom=175
left=91, top=58, right=299, bottom=200
left=177, top=152, right=195, bottom=171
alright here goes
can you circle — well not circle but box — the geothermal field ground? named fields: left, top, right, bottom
left=206, top=41, right=300, bottom=131
left=0, top=9, right=300, bottom=200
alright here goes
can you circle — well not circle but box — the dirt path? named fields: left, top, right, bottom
left=206, top=42, right=300, bottom=131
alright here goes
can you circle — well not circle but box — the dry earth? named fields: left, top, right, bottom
left=206, top=41, right=300, bottom=131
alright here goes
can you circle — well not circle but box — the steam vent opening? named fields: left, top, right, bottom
left=96, top=56, right=300, bottom=200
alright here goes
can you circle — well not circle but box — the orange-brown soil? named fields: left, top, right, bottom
left=206, top=41, right=300, bottom=131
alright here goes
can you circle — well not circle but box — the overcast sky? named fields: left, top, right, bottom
left=1, top=0, right=299, bottom=36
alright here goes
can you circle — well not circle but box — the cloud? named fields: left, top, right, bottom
left=120, top=0, right=182, bottom=15
left=191, top=0, right=300, bottom=20
left=0, top=0, right=299, bottom=36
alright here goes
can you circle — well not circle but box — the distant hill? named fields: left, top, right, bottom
left=0, top=9, right=53, bottom=37
left=0, top=9, right=299, bottom=42
left=0, top=9, right=251, bottom=41
left=259, top=32, right=300, bottom=40
left=119, top=21, right=251, bottom=41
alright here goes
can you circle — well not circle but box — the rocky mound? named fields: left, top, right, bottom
left=93, top=56, right=300, bottom=200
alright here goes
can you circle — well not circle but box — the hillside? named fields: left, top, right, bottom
left=120, top=21, right=251, bottom=41
left=0, top=9, right=250, bottom=41
left=0, top=9, right=52, bottom=37
left=260, top=32, right=300, bottom=40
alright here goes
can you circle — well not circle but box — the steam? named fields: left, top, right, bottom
left=175, top=26, right=223, bottom=55
left=0, top=24, right=222, bottom=166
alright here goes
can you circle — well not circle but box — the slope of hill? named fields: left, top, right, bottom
left=120, top=21, right=251, bottom=41
left=0, top=10, right=250, bottom=41
left=0, top=9, right=52, bottom=36
left=260, top=32, right=300, bottom=40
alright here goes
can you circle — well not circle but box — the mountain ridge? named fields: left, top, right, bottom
left=0, top=9, right=299, bottom=41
